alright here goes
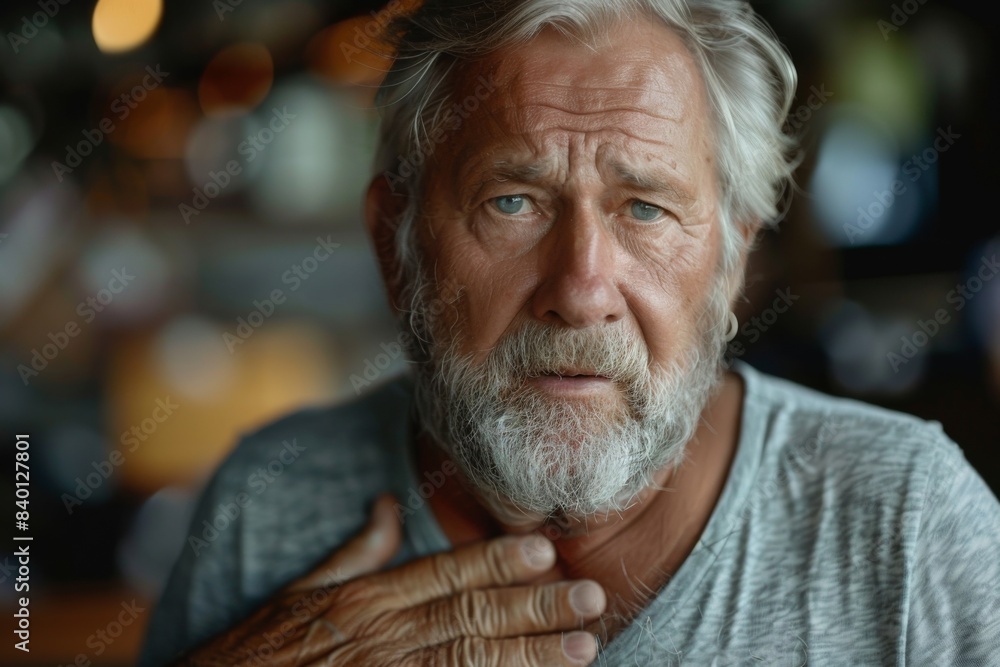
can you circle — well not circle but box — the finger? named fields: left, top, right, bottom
left=286, top=580, right=600, bottom=667
left=374, top=533, right=558, bottom=608
left=415, top=580, right=606, bottom=644
left=285, top=493, right=402, bottom=593
left=419, top=632, right=599, bottom=667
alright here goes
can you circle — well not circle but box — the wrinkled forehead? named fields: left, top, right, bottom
left=449, top=19, right=709, bottom=131
left=434, top=19, right=716, bottom=180
left=411, top=22, right=717, bottom=217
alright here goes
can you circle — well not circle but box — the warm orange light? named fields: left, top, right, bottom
left=198, top=43, right=275, bottom=116
left=92, top=0, right=163, bottom=54
left=307, top=18, right=393, bottom=87
left=110, top=88, right=199, bottom=159
left=108, top=323, right=341, bottom=493
left=307, top=0, right=423, bottom=87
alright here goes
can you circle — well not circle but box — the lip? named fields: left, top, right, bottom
left=527, top=372, right=613, bottom=394
left=537, top=369, right=607, bottom=378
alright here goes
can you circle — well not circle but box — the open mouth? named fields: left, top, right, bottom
left=529, top=370, right=614, bottom=392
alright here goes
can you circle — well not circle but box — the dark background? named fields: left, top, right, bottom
left=0, top=0, right=997, bottom=663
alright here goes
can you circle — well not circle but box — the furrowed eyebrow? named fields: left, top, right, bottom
left=485, top=161, right=548, bottom=183
left=462, top=158, right=697, bottom=209
left=467, top=161, right=550, bottom=205
left=610, top=162, right=695, bottom=205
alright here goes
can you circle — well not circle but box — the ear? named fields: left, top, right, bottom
left=364, top=175, right=410, bottom=313
left=726, top=217, right=764, bottom=305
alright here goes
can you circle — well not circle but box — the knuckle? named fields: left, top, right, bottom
left=527, top=586, right=560, bottom=628
left=453, top=590, right=478, bottom=635
left=322, top=581, right=394, bottom=638
left=518, top=636, right=544, bottom=665
left=467, top=589, right=507, bottom=636
left=450, top=636, right=491, bottom=667
left=525, top=634, right=566, bottom=666
left=353, top=608, right=399, bottom=639
left=492, top=635, right=544, bottom=667
left=430, top=552, right=466, bottom=592
left=425, top=594, right=467, bottom=639
left=484, top=539, right=518, bottom=583
left=329, top=578, right=372, bottom=610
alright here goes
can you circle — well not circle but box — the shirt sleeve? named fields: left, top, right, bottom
left=904, top=437, right=1000, bottom=666
left=136, top=450, right=251, bottom=667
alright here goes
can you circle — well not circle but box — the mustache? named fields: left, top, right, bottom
left=482, top=319, right=653, bottom=386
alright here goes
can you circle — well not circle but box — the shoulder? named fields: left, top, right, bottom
left=219, top=372, right=414, bottom=482
left=721, top=365, right=1000, bottom=660
left=729, top=362, right=973, bottom=582
left=138, top=376, right=417, bottom=667
left=196, top=374, right=416, bottom=599
left=736, top=361, right=957, bottom=488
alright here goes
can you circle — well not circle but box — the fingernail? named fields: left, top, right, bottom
left=568, top=581, right=605, bottom=616
left=562, top=631, right=596, bottom=664
left=366, top=525, right=385, bottom=550
left=520, top=535, right=555, bottom=569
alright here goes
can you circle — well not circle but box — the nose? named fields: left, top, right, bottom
left=530, top=205, right=627, bottom=329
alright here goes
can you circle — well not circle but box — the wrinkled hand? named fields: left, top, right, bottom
left=175, top=494, right=606, bottom=666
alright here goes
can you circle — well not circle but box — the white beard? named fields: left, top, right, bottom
left=402, top=265, right=729, bottom=524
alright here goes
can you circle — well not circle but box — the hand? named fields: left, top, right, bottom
left=176, top=494, right=606, bottom=666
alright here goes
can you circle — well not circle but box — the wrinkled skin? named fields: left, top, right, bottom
left=175, top=496, right=605, bottom=666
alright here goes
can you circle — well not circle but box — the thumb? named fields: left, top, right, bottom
left=285, top=493, right=402, bottom=593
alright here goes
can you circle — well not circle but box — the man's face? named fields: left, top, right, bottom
left=395, top=19, right=731, bottom=524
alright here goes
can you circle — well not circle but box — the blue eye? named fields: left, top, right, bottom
left=630, top=200, right=662, bottom=221
left=492, top=195, right=529, bottom=215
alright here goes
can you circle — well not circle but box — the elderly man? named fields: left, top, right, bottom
left=140, top=0, right=1000, bottom=665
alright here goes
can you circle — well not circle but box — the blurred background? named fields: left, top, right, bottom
left=0, top=0, right=996, bottom=664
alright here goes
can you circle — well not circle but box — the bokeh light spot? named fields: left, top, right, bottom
left=92, top=0, right=163, bottom=54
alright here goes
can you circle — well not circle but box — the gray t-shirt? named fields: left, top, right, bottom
left=138, top=361, right=1000, bottom=666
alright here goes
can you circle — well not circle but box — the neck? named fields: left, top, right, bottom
left=412, top=370, right=744, bottom=637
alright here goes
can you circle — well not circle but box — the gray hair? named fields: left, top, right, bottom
left=373, top=0, right=799, bottom=322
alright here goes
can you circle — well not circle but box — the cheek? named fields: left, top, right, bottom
left=626, top=224, right=716, bottom=300
left=472, top=215, right=552, bottom=258
left=430, top=235, right=536, bottom=357
left=621, top=229, right=720, bottom=363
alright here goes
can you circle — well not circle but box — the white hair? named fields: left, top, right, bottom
left=408, top=272, right=730, bottom=521
left=373, top=0, right=800, bottom=287
left=368, top=0, right=795, bottom=519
